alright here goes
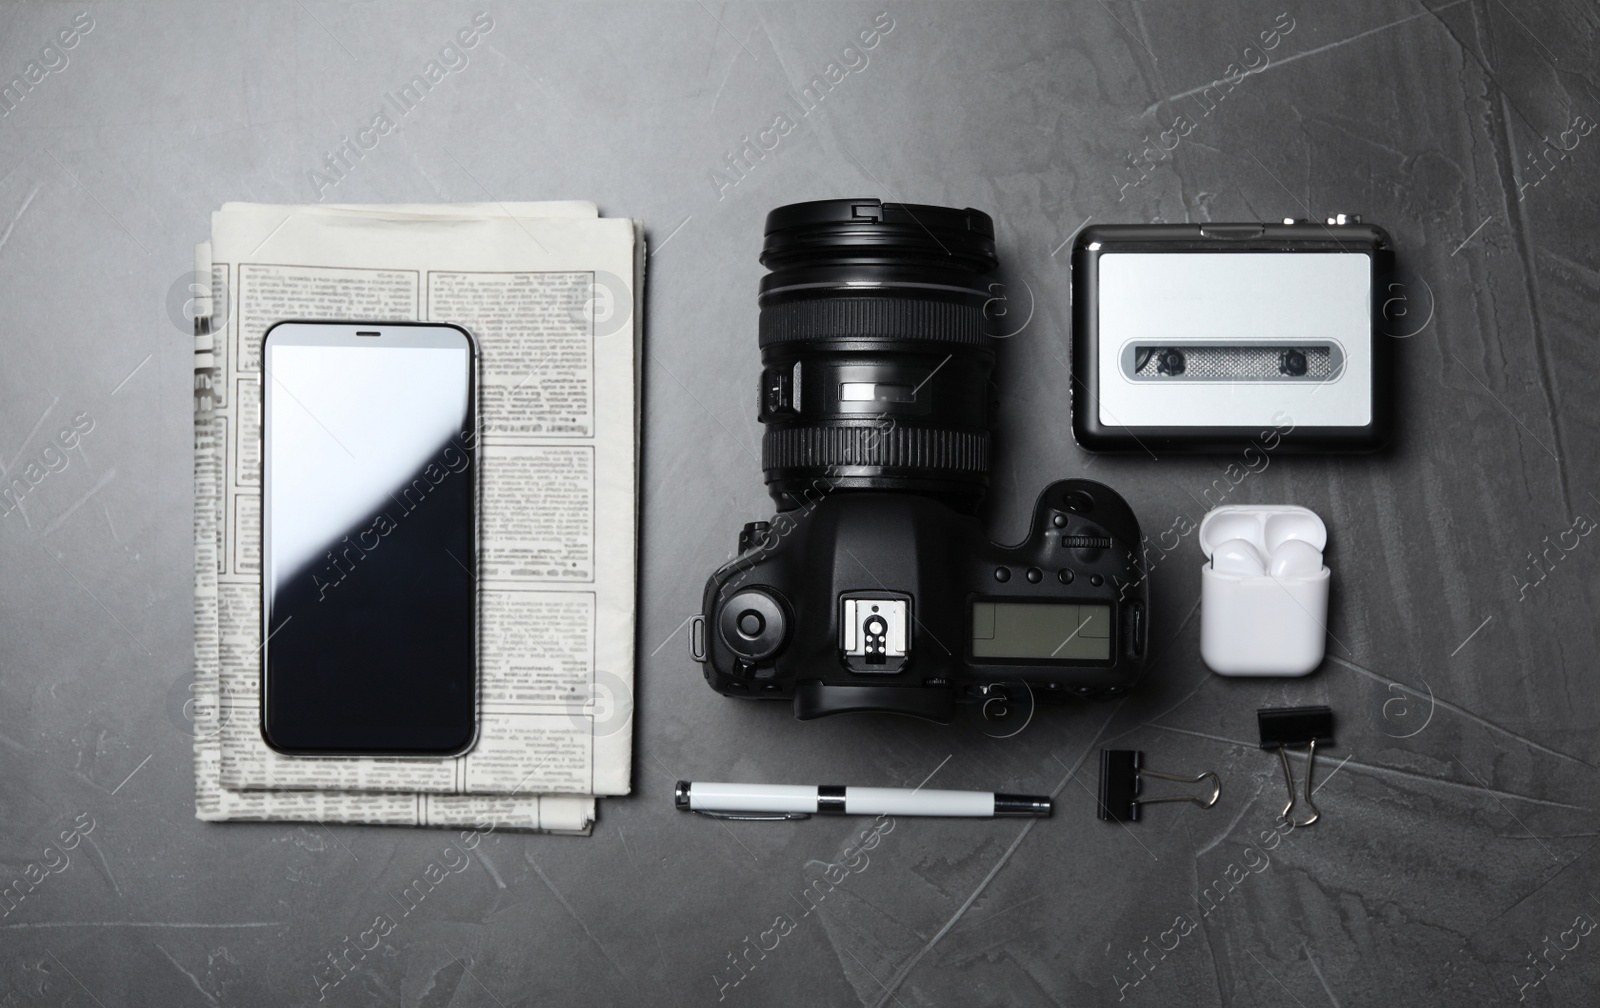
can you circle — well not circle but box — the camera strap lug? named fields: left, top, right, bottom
left=689, top=614, right=707, bottom=662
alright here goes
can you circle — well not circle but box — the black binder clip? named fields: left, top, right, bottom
left=1097, top=749, right=1221, bottom=823
left=1257, top=705, right=1334, bottom=827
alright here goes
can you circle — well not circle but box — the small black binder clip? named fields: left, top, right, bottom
left=1257, top=705, right=1334, bottom=827
left=1097, top=749, right=1221, bottom=823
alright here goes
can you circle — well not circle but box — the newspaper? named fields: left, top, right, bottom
left=191, top=202, right=641, bottom=832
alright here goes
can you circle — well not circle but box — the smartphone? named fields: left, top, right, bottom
left=261, top=320, right=478, bottom=756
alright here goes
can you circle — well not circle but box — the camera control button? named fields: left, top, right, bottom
left=737, top=611, right=765, bottom=637
left=993, top=567, right=1011, bottom=583
left=739, top=521, right=772, bottom=553
left=1063, top=534, right=1112, bottom=549
left=1026, top=567, right=1042, bottom=583
left=1090, top=574, right=1104, bottom=587
left=1063, top=490, right=1095, bottom=513
left=1051, top=513, right=1067, bottom=528
left=1058, top=568, right=1074, bottom=584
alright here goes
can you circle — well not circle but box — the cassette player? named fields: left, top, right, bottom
left=1070, top=217, right=1395, bottom=453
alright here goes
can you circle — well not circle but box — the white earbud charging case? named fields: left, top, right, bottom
left=1199, top=505, right=1329, bottom=676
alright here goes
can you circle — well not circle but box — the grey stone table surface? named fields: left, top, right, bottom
left=2, top=2, right=1596, bottom=1005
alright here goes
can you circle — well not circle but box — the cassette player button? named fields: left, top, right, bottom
left=1199, top=223, right=1265, bottom=239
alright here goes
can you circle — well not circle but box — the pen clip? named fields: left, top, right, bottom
left=691, top=809, right=811, bottom=822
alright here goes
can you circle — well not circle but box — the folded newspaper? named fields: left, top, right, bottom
left=191, top=202, right=642, bottom=834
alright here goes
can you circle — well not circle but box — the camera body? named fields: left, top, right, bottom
left=693, top=198, right=1151, bottom=722
left=693, top=478, right=1148, bottom=722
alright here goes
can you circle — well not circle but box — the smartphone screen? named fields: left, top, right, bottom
left=261, top=322, right=477, bottom=755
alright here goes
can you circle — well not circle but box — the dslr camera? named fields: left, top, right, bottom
left=691, top=199, right=1149, bottom=722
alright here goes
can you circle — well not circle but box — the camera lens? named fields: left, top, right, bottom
left=1156, top=349, right=1186, bottom=376
left=757, top=199, right=999, bottom=513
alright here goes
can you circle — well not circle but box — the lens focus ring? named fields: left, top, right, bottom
left=763, top=425, right=989, bottom=473
left=759, top=297, right=993, bottom=348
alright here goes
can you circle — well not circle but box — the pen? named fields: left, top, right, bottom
left=674, top=781, right=1052, bottom=819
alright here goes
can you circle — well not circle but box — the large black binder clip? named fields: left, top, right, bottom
left=1257, top=705, right=1334, bottom=827
left=1097, top=749, right=1221, bottom=823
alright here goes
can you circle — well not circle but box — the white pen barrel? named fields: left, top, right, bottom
left=688, top=782, right=817, bottom=814
left=676, top=781, right=1050, bottom=818
left=844, top=787, right=993, bottom=816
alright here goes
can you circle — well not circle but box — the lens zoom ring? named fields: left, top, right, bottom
left=763, top=426, right=989, bottom=472
left=759, top=297, right=991, bottom=348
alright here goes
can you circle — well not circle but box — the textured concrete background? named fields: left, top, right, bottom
left=2, top=2, right=1597, bottom=1005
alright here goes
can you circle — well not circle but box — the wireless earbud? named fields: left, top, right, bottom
left=1269, top=539, right=1323, bottom=577
left=1211, top=538, right=1267, bottom=575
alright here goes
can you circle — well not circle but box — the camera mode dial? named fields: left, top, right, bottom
left=719, top=588, right=788, bottom=663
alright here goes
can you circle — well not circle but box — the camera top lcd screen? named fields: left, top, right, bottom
left=971, top=600, right=1111, bottom=661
